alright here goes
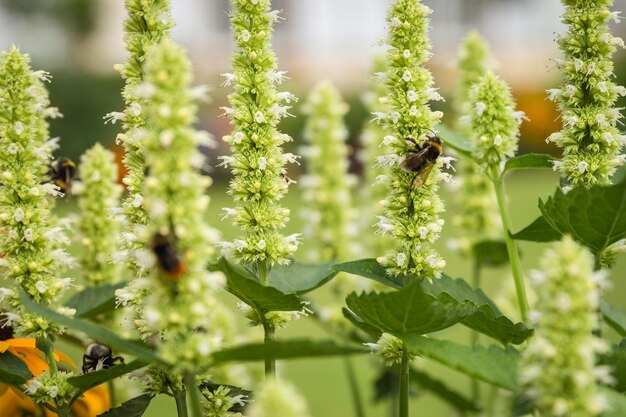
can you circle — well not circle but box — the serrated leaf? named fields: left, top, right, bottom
left=211, top=339, right=365, bottom=364
left=512, top=216, right=561, bottom=242
left=422, top=276, right=532, bottom=345
left=335, top=259, right=531, bottom=344
left=20, top=293, right=160, bottom=364
left=503, top=153, right=554, bottom=173
left=68, top=360, right=148, bottom=392
left=268, top=261, right=337, bottom=294
left=602, top=301, right=626, bottom=337
left=410, top=368, right=481, bottom=413
left=199, top=381, right=252, bottom=413
left=538, top=179, right=626, bottom=255
left=213, top=258, right=302, bottom=314
left=97, top=394, right=153, bottom=417
left=438, top=124, right=472, bottom=156
left=0, top=351, right=32, bottom=388
left=472, top=240, right=509, bottom=267
left=403, top=335, right=519, bottom=391
left=65, top=282, right=127, bottom=318
left=346, top=283, right=477, bottom=338
left=341, top=307, right=382, bottom=338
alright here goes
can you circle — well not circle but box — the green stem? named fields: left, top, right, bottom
left=399, top=344, right=409, bottom=417
left=262, top=319, right=276, bottom=379
left=344, top=357, right=366, bottom=417
left=43, top=343, right=58, bottom=378
left=174, top=389, right=189, bottom=417
left=256, top=259, right=271, bottom=286
left=108, top=380, right=117, bottom=408
left=493, top=177, right=529, bottom=324
left=57, top=408, right=70, bottom=417
left=185, top=374, right=204, bottom=417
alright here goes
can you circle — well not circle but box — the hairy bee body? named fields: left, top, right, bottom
left=152, top=232, right=187, bottom=280
left=48, top=157, right=77, bottom=195
left=82, top=343, right=124, bottom=374
left=400, top=134, right=443, bottom=189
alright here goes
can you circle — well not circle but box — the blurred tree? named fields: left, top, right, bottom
left=0, top=0, right=97, bottom=35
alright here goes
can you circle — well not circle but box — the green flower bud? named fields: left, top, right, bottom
left=0, top=47, right=71, bottom=339
left=467, top=72, right=524, bottom=173
left=520, top=236, right=611, bottom=417
left=374, top=0, right=450, bottom=279
left=220, top=0, right=300, bottom=268
left=450, top=32, right=501, bottom=255
left=76, top=143, right=123, bottom=286
left=549, top=0, right=626, bottom=187
left=300, top=81, right=357, bottom=261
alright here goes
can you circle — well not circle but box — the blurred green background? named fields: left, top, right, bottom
left=1, top=0, right=626, bottom=416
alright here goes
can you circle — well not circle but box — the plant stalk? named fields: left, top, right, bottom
left=493, top=177, right=529, bottom=324
left=262, top=319, right=276, bottom=379
left=399, top=345, right=409, bottom=417
left=108, top=380, right=117, bottom=408
left=344, top=357, right=366, bottom=417
left=174, top=389, right=189, bottom=417
left=185, top=374, right=204, bottom=417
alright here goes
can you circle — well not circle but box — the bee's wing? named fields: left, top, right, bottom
left=399, top=147, right=429, bottom=172
left=411, top=161, right=435, bottom=189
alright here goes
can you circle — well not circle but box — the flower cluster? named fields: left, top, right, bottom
left=359, top=53, right=393, bottom=256
left=220, top=0, right=300, bottom=273
left=467, top=72, right=524, bottom=175
left=201, top=385, right=249, bottom=417
left=0, top=48, right=73, bottom=339
left=373, top=0, right=449, bottom=278
left=548, top=0, right=626, bottom=187
left=116, top=39, right=226, bottom=372
left=520, top=236, right=611, bottom=417
left=76, top=143, right=123, bottom=286
left=112, top=0, right=173, bottom=275
left=300, top=81, right=358, bottom=261
left=450, top=32, right=501, bottom=255
left=25, top=371, right=77, bottom=409
left=366, top=333, right=417, bottom=367
left=247, top=379, right=311, bottom=417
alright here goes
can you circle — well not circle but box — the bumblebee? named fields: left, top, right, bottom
left=152, top=232, right=187, bottom=280
left=399, top=131, right=443, bottom=189
left=82, top=343, right=124, bottom=374
left=48, top=157, right=77, bottom=195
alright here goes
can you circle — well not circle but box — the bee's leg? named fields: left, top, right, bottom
left=405, top=137, right=419, bottom=148
left=113, top=355, right=125, bottom=364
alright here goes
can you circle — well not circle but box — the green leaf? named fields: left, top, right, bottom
left=511, top=216, right=561, bottom=243
left=97, top=394, right=153, bottom=417
left=601, top=340, right=626, bottom=393
left=602, top=301, right=626, bottom=338
left=503, top=153, right=554, bottom=173
left=268, top=261, right=337, bottom=294
left=345, top=283, right=477, bottom=338
left=20, top=293, right=161, bottom=364
left=0, top=351, right=32, bottom=388
left=199, top=381, right=252, bottom=413
left=403, top=335, right=520, bottom=391
left=410, top=368, right=481, bottom=413
left=213, top=258, right=302, bottom=314
left=538, top=179, right=626, bottom=255
left=211, top=339, right=365, bottom=364
left=472, top=240, right=509, bottom=267
left=335, top=259, right=531, bottom=344
left=438, top=124, right=472, bottom=156
left=65, top=282, right=127, bottom=318
left=341, top=307, right=382, bottom=338
left=422, top=276, right=532, bottom=345
left=602, top=387, right=626, bottom=417
left=332, top=258, right=404, bottom=289
left=68, top=359, right=148, bottom=392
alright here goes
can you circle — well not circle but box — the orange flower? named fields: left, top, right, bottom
left=0, top=338, right=111, bottom=416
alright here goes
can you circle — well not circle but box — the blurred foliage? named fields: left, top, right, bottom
left=47, top=71, right=123, bottom=161
left=0, top=0, right=97, bottom=35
